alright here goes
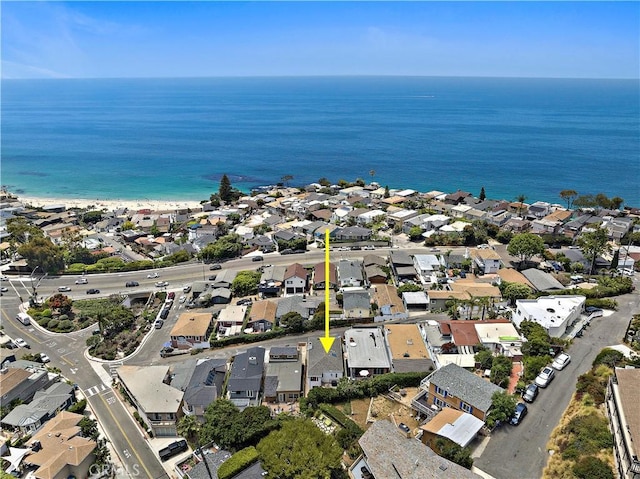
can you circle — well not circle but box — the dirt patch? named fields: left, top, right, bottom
left=350, top=398, right=372, bottom=429
left=350, top=388, right=421, bottom=433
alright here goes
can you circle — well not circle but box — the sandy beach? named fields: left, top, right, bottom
left=15, top=195, right=204, bottom=212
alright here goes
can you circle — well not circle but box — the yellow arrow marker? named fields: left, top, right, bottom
left=319, top=229, right=335, bottom=353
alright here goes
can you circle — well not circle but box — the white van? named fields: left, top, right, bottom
left=16, top=313, right=32, bottom=325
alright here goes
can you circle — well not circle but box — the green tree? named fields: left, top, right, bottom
left=200, top=234, right=243, bottom=262
left=474, top=348, right=494, bottom=370
left=397, top=283, right=424, bottom=296
left=256, top=419, right=343, bottom=479
left=408, top=226, right=423, bottom=241
left=503, top=283, right=532, bottom=306
left=574, top=194, right=597, bottom=209
left=384, top=185, right=390, bottom=198
left=17, top=236, right=65, bottom=273
left=219, top=174, right=233, bottom=203
left=572, top=456, right=613, bottom=479
left=490, top=355, right=513, bottom=388
left=79, top=416, right=99, bottom=441
left=610, top=249, right=619, bottom=270
left=433, top=438, right=474, bottom=470
left=280, top=311, right=305, bottom=333
left=6, top=217, right=44, bottom=245
left=516, top=194, right=527, bottom=217
left=559, top=189, right=578, bottom=210
left=507, top=233, right=545, bottom=269
left=479, top=186, right=486, bottom=201
left=486, top=391, right=517, bottom=428
left=121, top=220, right=135, bottom=231
left=578, top=226, right=611, bottom=275
left=231, top=270, right=261, bottom=296
left=318, top=177, right=331, bottom=187
left=281, top=175, right=294, bottom=187
left=177, top=414, right=201, bottom=446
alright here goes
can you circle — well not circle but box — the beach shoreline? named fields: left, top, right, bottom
left=13, top=194, right=205, bottom=212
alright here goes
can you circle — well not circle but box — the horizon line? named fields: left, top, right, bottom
left=2, top=74, right=638, bottom=82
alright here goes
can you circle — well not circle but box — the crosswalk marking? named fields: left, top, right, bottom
left=84, top=383, right=110, bottom=398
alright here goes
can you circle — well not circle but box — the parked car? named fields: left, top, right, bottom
left=535, top=366, right=556, bottom=388
left=522, top=383, right=539, bottom=403
left=552, top=353, right=571, bottom=370
left=167, top=292, right=175, bottom=300
left=39, top=353, right=50, bottom=363
left=252, top=255, right=264, bottom=262
left=147, top=272, right=159, bottom=278
left=86, top=289, right=100, bottom=294
left=125, top=281, right=139, bottom=287
left=208, top=275, right=218, bottom=281
left=14, top=338, right=29, bottom=348
left=510, top=402, right=528, bottom=425
left=75, top=278, right=88, bottom=285
left=159, top=308, right=170, bottom=320
left=237, top=298, right=253, bottom=306
left=179, top=295, right=187, bottom=303
left=0, top=275, right=9, bottom=281
left=209, top=264, right=222, bottom=270
left=183, top=285, right=192, bottom=293
left=155, top=281, right=169, bottom=288
left=57, top=286, right=72, bottom=292
left=159, top=439, right=188, bottom=461
left=585, top=306, right=603, bottom=317
left=398, top=423, right=411, bottom=433
left=363, top=245, right=375, bottom=250
left=155, top=319, right=164, bottom=329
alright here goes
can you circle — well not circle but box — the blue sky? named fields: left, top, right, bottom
left=2, top=1, right=638, bottom=79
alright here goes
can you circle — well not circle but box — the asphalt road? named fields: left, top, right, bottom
left=474, top=285, right=640, bottom=479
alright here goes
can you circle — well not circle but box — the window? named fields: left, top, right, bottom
left=433, top=397, right=446, bottom=408
left=460, top=401, right=473, bottom=414
left=435, top=385, right=447, bottom=397
left=310, top=376, right=319, bottom=382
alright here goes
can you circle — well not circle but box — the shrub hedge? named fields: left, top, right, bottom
left=217, top=446, right=259, bottom=479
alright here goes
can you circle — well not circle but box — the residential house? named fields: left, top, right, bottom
left=343, top=327, right=393, bottom=379
left=364, top=264, right=387, bottom=284
left=250, top=235, right=276, bottom=253
left=181, top=359, right=227, bottom=423
left=209, top=287, right=232, bottom=304
left=384, top=324, right=433, bottom=373
left=117, top=365, right=183, bottom=437
left=426, top=290, right=471, bottom=312
left=469, top=248, right=502, bottom=274
left=411, top=363, right=504, bottom=422
left=275, top=295, right=322, bottom=321
left=284, top=263, right=308, bottom=294
left=402, top=291, right=429, bottom=311
left=606, top=367, right=640, bottom=479
left=496, top=268, right=534, bottom=291
left=512, top=295, right=585, bottom=337
left=306, top=337, right=344, bottom=391
left=520, top=268, right=566, bottom=292
left=444, top=190, right=472, bottom=205
left=372, top=284, right=406, bottom=321
left=388, top=250, right=417, bottom=282
left=0, top=367, right=50, bottom=405
left=334, top=226, right=372, bottom=242
left=2, top=382, right=75, bottom=435
left=353, top=419, right=482, bottom=479
left=419, top=408, right=485, bottom=449
left=258, top=265, right=286, bottom=297
left=312, top=261, right=337, bottom=290
left=337, top=260, right=365, bottom=288
left=356, top=209, right=386, bottom=226
left=527, top=201, right=552, bottom=219
left=247, top=300, right=277, bottom=332
left=227, top=347, right=265, bottom=409
left=170, top=313, right=214, bottom=349
left=264, top=347, right=303, bottom=403
left=342, top=289, right=371, bottom=319
left=413, top=254, right=444, bottom=282
left=211, top=270, right=237, bottom=289
left=387, top=209, right=419, bottom=229
left=23, top=411, right=96, bottom=479
left=487, top=209, right=512, bottom=227
left=216, top=305, right=247, bottom=338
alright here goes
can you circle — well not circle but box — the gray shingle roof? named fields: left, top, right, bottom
left=521, top=268, right=565, bottom=292
left=307, top=337, right=343, bottom=377
left=430, top=363, right=503, bottom=412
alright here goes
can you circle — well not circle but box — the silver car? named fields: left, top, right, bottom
left=535, top=366, right=556, bottom=388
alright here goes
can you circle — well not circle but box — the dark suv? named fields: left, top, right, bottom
left=159, top=439, right=188, bottom=461
left=125, top=281, right=139, bottom=287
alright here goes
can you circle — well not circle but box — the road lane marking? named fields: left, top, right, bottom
left=95, top=393, right=154, bottom=479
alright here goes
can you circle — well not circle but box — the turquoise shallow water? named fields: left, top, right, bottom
left=2, top=76, right=638, bottom=205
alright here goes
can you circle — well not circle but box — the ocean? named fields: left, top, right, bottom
left=1, top=76, right=638, bottom=206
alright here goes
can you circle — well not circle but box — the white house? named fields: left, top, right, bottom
left=512, top=296, right=585, bottom=337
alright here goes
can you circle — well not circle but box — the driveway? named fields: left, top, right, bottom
left=474, top=287, right=640, bottom=479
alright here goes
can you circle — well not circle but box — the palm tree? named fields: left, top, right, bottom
left=177, top=414, right=201, bottom=446
left=516, top=194, right=527, bottom=217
